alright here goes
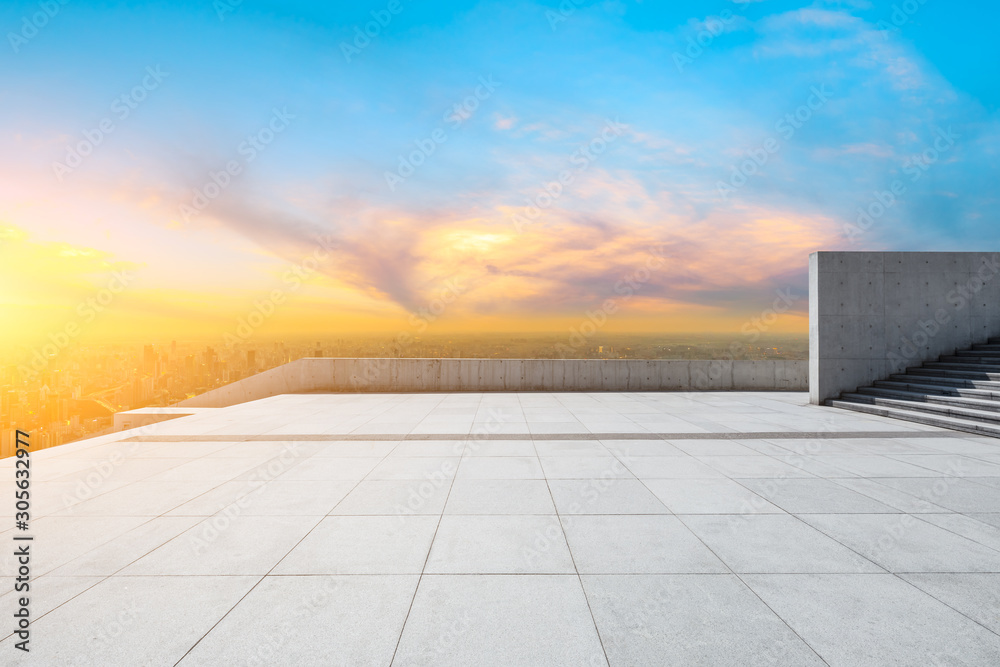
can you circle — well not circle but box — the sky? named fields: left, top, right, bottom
left=1, top=0, right=998, bottom=350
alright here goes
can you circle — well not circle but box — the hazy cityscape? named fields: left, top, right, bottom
left=1, top=332, right=807, bottom=452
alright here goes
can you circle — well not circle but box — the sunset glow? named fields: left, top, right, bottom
left=2, top=1, right=997, bottom=348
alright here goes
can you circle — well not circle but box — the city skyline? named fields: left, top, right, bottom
left=0, top=330, right=808, bottom=452
left=3, top=1, right=998, bottom=349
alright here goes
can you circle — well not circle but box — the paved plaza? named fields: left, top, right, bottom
left=2, top=391, right=1000, bottom=665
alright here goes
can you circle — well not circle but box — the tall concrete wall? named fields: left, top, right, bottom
left=810, top=251, right=1000, bottom=404
left=176, top=358, right=808, bottom=408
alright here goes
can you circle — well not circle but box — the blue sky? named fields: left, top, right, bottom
left=1, top=0, right=998, bottom=340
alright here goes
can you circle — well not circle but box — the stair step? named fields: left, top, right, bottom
left=888, top=374, right=1000, bottom=391
left=854, top=386, right=1000, bottom=412
left=827, top=399, right=1000, bottom=438
left=952, top=349, right=1000, bottom=358
left=941, top=355, right=1000, bottom=363
left=830, top=335, right=1000, bottom=438
left=923, top=361, right=1000, bottom=373
left=839, top=393, right=1000, bottom=424
left=874, top=380, right=1000, bottom=400
left=906, top=367, right=1000, bottom=381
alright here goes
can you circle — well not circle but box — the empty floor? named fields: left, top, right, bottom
left=2, top=391, right=1000, bottom=665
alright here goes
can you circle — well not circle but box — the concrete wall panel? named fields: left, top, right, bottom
left=176, top=358, right=808, bottom=408
left=810, top=251, right=1000, bottom=403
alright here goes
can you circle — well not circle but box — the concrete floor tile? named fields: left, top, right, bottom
left=737, top=478, right=900, bottom=514
left=53, top=481, right=224, bottom=517
left=393, top=574, right=607, bottom=666
left=694, top=455, right=816, bottom=478
left=540, top=456, right=636, bottom=480
left=426, top=515, right=575, bottom=574
left=0, top=575, right=101, bottom=623
left=561, top=515, right=727, bottom=574
left=548, top=478, right=670, bottom=515
left=743, top=573, right=1000, bottom=666
left=179, top=575, right=419, bottom=666
left=667, top=439, right=760, bottom=456
left=645, top=478, right=783, bottom=514
left=799, top=513, right=1000, bottom=573
left=828, top=477, right=953, bottom=513
left=971, top=513, right=1000, bottom=529
left=624, top=456, right=726, bottom=479
left=899, top=573, right=1000, bottom=634
left=168, top=480, right=354, bottom=516
left=599, top=440, right=686, bottom=456
left=309, top=442, right=398, bottom=457
left=534, top=440, right=611, bottom=457
left=916, top=512, right=1000, bottom=551
left=444, top=479, right=554, bottom=514
left=49, top=516, right=203, bottom=576
left=3, top=515, right=150, bottom=576
left=331, top=480, right=451, bottom=515
left=871, top=477, right=1000, bottom=513
left=584, top=574, right=825, bottom=666
left=123, top=515, right=320, bottom=576
left=463, top=440, right=536, bottom=457
left=276, top=456, right=382, bottom=480
left=681, top=514, right=883, bottom=573
left=456, top=456, right=544, bottom=479
left=367, top=457, right=460, bottom=481
left=0, top=575, right=259, bottom=665
left=274, top=515, right=438, bottom=574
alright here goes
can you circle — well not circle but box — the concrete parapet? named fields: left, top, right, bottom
left=176, top=358, right=808, bottom=408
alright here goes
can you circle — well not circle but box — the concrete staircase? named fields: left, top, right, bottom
left=827, top=337, right=1000, bottom=437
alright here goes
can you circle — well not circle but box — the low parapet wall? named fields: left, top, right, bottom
left=176, top=358, right=808, bottom=408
